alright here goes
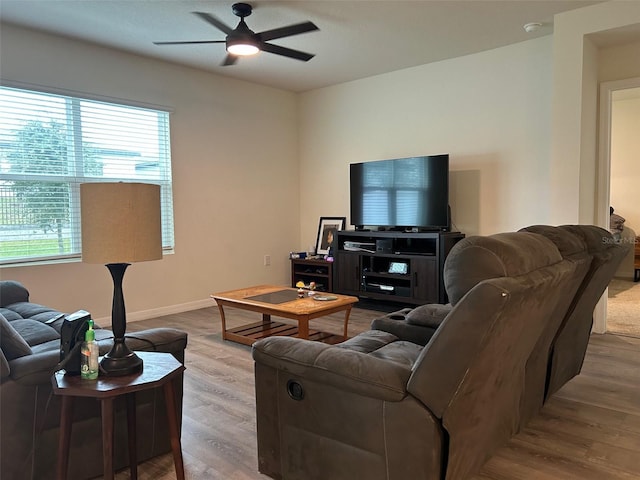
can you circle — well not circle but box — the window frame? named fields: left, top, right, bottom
left=0, top=83, right=175, bottom=267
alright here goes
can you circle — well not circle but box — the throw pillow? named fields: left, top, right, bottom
left=0, top=312, right=32, bottom=360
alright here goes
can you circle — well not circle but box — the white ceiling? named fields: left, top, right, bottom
left=0, top=0, right=610, bottom=92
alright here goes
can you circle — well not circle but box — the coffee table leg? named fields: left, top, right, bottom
left=343, top=306, right=353, bottom=339
left=299, top=317, right=310, bottom=339
left=217, top=304, right=228, bottom=340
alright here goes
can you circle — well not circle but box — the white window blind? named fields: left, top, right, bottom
left=0, top=86, right=174, bottom=265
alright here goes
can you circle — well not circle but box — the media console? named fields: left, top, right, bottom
left=334, top=230, right=465, bottom=305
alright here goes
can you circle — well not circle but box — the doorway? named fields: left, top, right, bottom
left=596, top=78, right=640, bottom=337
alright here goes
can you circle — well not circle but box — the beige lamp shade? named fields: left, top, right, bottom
left=80, top=182, right=163, bottom=264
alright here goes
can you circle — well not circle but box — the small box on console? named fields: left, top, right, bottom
left=376, top=239, right=393, bottom=254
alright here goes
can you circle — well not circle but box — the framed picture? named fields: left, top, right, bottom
left=315, top=217, right=346, bottom=256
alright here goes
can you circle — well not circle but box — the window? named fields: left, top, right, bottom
left=0, top=86, right=174, bottom=265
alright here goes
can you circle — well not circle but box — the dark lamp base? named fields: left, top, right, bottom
left=100, top=351, right=144, bottom=376
left=100, top=336, right=143, bottom=376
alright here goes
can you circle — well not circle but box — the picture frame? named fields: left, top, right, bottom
left=315, top=217, right=346, bottom=256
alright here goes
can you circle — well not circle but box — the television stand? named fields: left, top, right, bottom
left=334, top=230, right=464, bottom=305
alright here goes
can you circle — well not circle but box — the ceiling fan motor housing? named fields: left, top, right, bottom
left=232, top=3, right=253, bottom=18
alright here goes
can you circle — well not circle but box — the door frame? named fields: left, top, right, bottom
left=593, top=76, right=640, bottom=333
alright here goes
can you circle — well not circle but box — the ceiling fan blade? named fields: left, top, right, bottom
left=192, top=11, right=234, bottom=35
left=222, top=54, right=238, bottom=66
left=258, top=21, right=319, bottom=42
left=260, top=43, right=315, bottom=62
left=154, top=40, right=226, bottom=45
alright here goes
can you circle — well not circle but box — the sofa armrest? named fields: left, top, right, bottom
left=252, top=335, right=413, bottom=402
left=124, top=328, right=188, bottom=363
left=7, top=327, right=188, bottom=386
left=7, top=349, right=61, bottom=385
left=370, top=304, right=452, bottom=345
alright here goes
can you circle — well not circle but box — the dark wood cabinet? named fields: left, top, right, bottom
left=334, top=230, right=464, bottom=305
left=290, top=258, right=333, bottom=292
left=333, top=253, right=360, bottom=296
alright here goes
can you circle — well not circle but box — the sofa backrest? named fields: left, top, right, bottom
left=443, top=232, right=564, bottom=306
left=407, top=231, right=577, bottom=480
left=0, top=281, right=30, bottom=307
left=543, top=224, right=628, bottom=398
left=516, top=225, right=592, bottom=426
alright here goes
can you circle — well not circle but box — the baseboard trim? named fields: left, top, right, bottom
left=93, top=298, right=215, bottom=326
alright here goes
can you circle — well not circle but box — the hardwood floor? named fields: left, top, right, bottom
left=120, top=305, right=640, bottom=479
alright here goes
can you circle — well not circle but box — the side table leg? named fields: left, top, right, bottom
left=126, top=393, right=138, bottom=480
left=163, top=379, right=185, bottom=480
left=56, top=396, right=74, bottom=480
left=101, top=397, right=115, bottom=480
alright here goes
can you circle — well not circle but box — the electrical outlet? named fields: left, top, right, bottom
left=264, top=255, right=271, bottom=266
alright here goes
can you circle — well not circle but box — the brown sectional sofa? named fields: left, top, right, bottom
left=519, top=225, right=627, bottom=400
left=370, top=225, right=627, bottom=420
left=251, top=230, right=589, bottom=480
left=0, top=280, right=188, bottom=480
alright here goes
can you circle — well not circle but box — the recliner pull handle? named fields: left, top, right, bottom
left=286, top=379, right=305, bottom=401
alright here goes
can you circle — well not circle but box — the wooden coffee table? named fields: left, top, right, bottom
left=211, top=285, right=359, bottom=346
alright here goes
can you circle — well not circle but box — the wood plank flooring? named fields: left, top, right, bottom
left=119, top=305, right=640, bottom=480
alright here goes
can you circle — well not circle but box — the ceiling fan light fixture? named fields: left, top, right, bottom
left=227, top=40, right=260, bottom=56
left=226, top=16, right=260, bottom=56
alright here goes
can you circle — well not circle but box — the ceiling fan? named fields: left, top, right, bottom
left=153, top=2, right=319, bottom=66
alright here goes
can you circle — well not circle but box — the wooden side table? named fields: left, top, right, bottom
left=52, top=351, right=186, bottom=480
left=290, top=258, right=333, bottom=292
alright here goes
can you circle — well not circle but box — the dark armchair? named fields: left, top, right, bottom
left=252, top=232, right=578, bottom=480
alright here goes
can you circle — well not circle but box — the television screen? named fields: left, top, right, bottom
left=350, top=155, right=449, bottom=230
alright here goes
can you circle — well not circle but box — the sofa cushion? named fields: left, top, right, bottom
left=335, top=330, right=399, bottom=353
left=0, top=281, right=29, bottom=307
left=0, top=313, right=32, bottom=360
left=369, top=341, right=423, bottom=367
left=405, top=304, right=451, bottom=328
left=0, top=307, right=23, bottom=322
left=3, top=302, right=64, bottom=324
left=10, top=319, right=59, bottom=347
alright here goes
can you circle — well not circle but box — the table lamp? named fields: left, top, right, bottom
left=80, top=182, right=163, bottom=376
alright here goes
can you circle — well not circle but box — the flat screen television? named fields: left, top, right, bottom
left=350, top=154, right=449, bottom=231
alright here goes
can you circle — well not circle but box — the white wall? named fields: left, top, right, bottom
left=3, top=2, right=640, bottom=323
left=298, top=36, right=554, bottom=241
left=599, top=40, right=640, bottom=82
left=0, top=24, right=299, bottom=322
left=550, top=1, right=640, bottom=227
